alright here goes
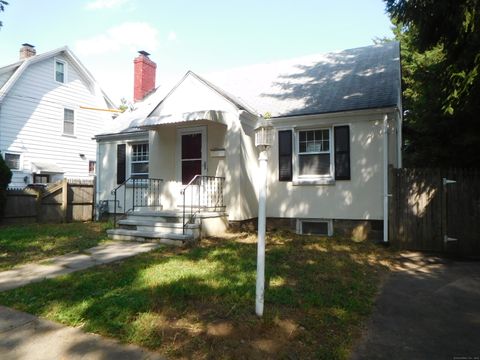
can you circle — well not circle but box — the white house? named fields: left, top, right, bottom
left=0, top=44, right=115, bottom=188
left=96, top=42, right=402, bottom=243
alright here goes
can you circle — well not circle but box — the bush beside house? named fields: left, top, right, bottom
left=0, top=154, right=12, bottom=219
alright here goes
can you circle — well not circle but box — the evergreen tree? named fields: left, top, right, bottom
left=385, top=1, right=480, bottom=167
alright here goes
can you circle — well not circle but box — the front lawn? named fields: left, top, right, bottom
left=0, top=222, right=111, bottom=270
left=0, top=231, right=393, bottom=359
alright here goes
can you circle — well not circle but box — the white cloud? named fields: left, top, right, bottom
left=75, top=22, right=159, bottom=56
left=167, top=31, right=177, bottom=41
left=85, top=0, right=131, bottom=10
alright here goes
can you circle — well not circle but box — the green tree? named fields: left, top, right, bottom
left=385, top=0, right=480, bottom=114
left=0, top=0, right=9, bottom=29
left=0, top=154, right=12, bottom=219
left=118, top=98, right=130, bottom=113
left=384, top=1, right=480, bottom=167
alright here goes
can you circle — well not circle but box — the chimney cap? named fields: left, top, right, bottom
left=21, top=43, right=35, bottom=48
left=138, top=50, right=150, bottom=57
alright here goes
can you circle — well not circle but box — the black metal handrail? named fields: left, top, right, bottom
left=111, top=177, right=164, bottom=227
left=181, top=175, right=225, bottom=234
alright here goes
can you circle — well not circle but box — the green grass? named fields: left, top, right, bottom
left=0, top=230, right=393, bottom=359
left=0, top=222, right=112, bottom=270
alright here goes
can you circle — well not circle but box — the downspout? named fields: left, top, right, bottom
left=396, top=108, right=403, bottom=168
left=383, top=114, right=389, bottom=243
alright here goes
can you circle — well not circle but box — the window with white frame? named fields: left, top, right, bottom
left=4, top=153, right=21, bottom=171
left=89, top=161, right=96, bottom=176
left=131, top=143, right=149, bottom=179
left=297, top=129, right=331, bottom=177
left=55, top=59, right=66, bottom=83
left=296, top=219, right=333, bottom=236
left=63, top=108, right=74, bottom=135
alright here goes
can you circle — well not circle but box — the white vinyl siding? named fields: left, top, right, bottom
left=0, top=54, right=111, bottom=188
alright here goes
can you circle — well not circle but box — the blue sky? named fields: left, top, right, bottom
left=0, top=0, right=394, bottom=104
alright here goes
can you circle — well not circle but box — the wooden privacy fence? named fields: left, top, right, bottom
left=389, top=168, right=480, bottom=257
left=4, top=179, right=94, bottom=224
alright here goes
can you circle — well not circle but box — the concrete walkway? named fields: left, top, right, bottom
left=351, top=252, right=480, bottom=360
left=0, top=305, right=163, bottom=360
left=0, top=241, right=163, bottom=359
left=0, top=241, right=159, bottom=291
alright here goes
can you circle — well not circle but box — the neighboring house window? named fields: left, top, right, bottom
left=33, top=174, right=50, bottom=184
left=89, top=161, right=96, bottom=176
left=63, top=108, right=74, bottom=135
left=55, top=59, right=66, bottom=83
left=4, top=153, right=21, bottom=170
left=130, top=143, right=149, bottom=179
left=298, top=129, right=331, bottom=176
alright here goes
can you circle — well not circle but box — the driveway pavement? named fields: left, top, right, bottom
left=352, top=252, right=480, bottom=360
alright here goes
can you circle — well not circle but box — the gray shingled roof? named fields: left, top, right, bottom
left=97, top=42, right=401, bottom=137
left=205, top=41, right=401, bottom=117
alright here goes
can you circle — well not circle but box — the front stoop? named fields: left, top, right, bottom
left=107, top=209, right=228, bottom=246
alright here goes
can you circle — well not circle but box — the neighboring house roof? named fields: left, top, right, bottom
left=0, top=46, right=115, bottom=108
left=97, top=42, right=401, bottom=138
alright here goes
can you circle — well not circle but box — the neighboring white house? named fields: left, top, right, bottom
left=96, top=42, right=402, bottom=242
left=0, top=44, right=115, bottom=188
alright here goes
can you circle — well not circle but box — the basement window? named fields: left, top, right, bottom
left=296, top=219, right=333, bottom=236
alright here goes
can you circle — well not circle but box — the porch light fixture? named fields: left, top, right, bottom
left=254, top=116, right=273, bottom=150
left=254, top=115, right=273, bottom=317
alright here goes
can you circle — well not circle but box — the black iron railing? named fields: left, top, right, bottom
left=181, top=175, right=225, bottom=234
left=112, top=177, right=163, bottom=227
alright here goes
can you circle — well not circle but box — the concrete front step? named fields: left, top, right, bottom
left=107, top=229, right=194, bottom=246
left=118, top=219, right=199, bottom=229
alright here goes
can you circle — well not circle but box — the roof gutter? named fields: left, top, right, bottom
left=270, top=106, right=398, bottom=124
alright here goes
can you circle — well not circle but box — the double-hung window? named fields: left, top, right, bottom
left=297, top=129, right=332, bottom=177
left=131, top=143, right=149, bottom=179
left=278, top=125, right=350, bottom=184
left=55, top=59, right=66, bottom=83
left=63, top=108, right=74, bottom=135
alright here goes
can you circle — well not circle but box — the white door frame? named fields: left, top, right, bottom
left=176, top=126, right=207, bottom=183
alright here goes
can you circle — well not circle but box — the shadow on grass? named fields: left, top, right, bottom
left=0, top=231, right=392, bottom=359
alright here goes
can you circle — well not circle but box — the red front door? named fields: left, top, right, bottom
left=181, top=132, right=202, bottom=185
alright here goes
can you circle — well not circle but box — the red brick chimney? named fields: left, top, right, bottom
left=20, top=43, right=36, bottom=60
left=134, top=50, right=156, bottom=102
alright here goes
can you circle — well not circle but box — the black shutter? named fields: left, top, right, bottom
left=334, top=126, right=350, bottom=180
left=117, top=144, right=126, bottom=184
left=278, top=130, right=293, bottom=181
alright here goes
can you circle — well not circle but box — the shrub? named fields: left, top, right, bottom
left=0, top=153, right=12, bottom=219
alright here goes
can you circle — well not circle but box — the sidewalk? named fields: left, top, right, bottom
left=0, top=305, right=164, bottom=360
left=0, top=241, right=164, bottom=359
left=0, top=241, right=159, bottom=292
